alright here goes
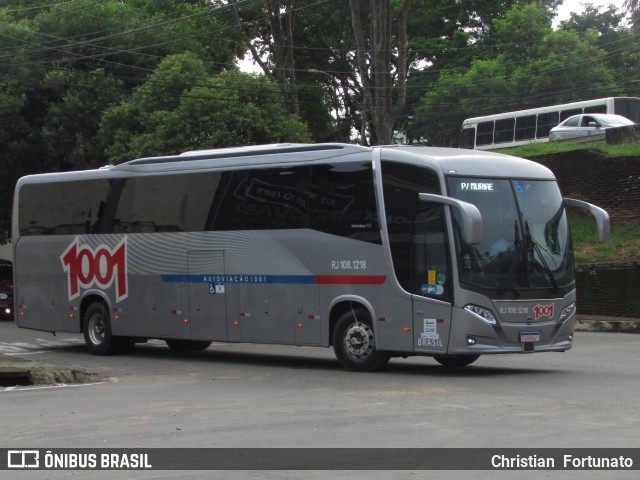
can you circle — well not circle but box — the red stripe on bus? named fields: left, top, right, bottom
left=314, top=275, right=386, bottom=285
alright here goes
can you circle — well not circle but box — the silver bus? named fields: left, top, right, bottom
left=460, top=97, right=640, bottom=150
left=12, top=143, right=609, bottom=371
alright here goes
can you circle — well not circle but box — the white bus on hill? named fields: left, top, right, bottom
left=460, top=97, right=640, bottom=150
left=12, top=144, right=609, bottom=371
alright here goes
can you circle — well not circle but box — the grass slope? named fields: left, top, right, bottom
left=498, top=141, right=640, bottom=264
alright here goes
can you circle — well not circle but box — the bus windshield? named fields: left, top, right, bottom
left=448, top=177, right=574, bottom=296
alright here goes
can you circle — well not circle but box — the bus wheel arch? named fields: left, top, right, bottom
left=81, top=297, right=124, bottom=355
left=79, top=294, right=108, bottom=333
left=330, top=300, right=390, bottom=372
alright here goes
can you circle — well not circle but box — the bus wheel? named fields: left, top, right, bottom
left=165, top=339, right=212, bottom=352
left=82, top=302, right=123, bottom=355
left=332, top=309, right=390, bottom=372
left=433, top=354, right=480, bottom=367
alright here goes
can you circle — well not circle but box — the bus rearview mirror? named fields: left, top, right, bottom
left=419, top=193, right=483, bottom=245
left=564, top=198, right=610, bottom=243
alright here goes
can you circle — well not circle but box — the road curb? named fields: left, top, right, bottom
left=576, top=315, right=640, bottom=334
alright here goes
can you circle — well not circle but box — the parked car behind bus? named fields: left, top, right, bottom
left=549, top=114, right=636, bottom=142
left=0, top=260, right=13, bottom=320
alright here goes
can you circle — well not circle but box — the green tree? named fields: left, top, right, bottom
left=401, top=0, right=561, bottom=144
left=559, top=4, right=640, bottom=97
left=0, top=0, right=244, bottom=240
left=229, top=0, right=300, bottom=115
left=411, top=3, right=621, bottom=146
left=41, top=69, right=124, bottom=171
left=98, top=53, right=310, bottom=164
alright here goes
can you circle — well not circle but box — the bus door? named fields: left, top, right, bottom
left=410, top=208, right=453, bottom=354
left=187, top=250, right=227, bottom=341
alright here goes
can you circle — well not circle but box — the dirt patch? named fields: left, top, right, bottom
left=0, top=356, right=103, bottom=387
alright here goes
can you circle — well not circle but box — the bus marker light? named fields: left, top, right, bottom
left=183, top=318, right=189, bottom=324
left=233, top=321, right=240, bottom=326
left=464, top=304, right=496, bottom=325
left=558, top=303, right=576, bottom=323
left=402, top=327, right=411, bottom=332
left=297, top=323, right=304, bottom=328
left=378, top=317, right=386, bottom=322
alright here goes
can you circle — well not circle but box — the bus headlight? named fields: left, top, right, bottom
left=464, top=304, right=496, bottom=325
left=558, top=303, right=576, bottom=323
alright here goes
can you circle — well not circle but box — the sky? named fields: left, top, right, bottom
left=555, top=0, right=630, bottom=22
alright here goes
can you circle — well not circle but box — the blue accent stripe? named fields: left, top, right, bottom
left=161, top=274, right=317, bottom=285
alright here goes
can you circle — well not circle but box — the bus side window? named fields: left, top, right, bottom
left=495, top=118, right=515, bottom=144
left=18, top=180, right=111, bottom=236
left=536, top=112, right=559, bottom=138
left=476, top=121, right=494, bottom=146
left=206, top=171, right=246, bottom=231
left=242, top=167, right=310, bottom=230
left=515, top=115, right=536, bottom=140
left=309, top=162, right=381, bottom=244
left=459, top=127, right=476, bottom=149
left=584, top=105, right=606, bottom=114
left=560, top=108, right=581, bottom=121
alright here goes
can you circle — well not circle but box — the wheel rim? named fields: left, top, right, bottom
left=87, top=312, right=106, bottom=346
left=343, top=322, right=374, bottom=360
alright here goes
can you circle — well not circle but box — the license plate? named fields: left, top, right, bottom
left=520, top=332, right=540, bottom=343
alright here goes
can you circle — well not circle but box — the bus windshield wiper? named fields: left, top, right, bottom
left=498, top=220, right=523, bottom=296
left=526, top=222, right=559, bottom=293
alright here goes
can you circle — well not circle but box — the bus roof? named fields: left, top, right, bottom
left=16, top=144, right=555, bottom=184
left=117, top=143, right=368, bottom=167
left=382, top=145, right=555, bottom=180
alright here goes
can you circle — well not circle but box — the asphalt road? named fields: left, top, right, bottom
left=1, top=319, right=639, bottom=480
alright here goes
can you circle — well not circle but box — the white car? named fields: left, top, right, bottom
left=549, top=113, right=635, bottom=142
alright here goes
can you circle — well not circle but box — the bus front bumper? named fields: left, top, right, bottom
left=444, top=306, right=577, bottom=355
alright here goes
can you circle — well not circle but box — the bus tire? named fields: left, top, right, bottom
left=332, top=309, right=390, bottom=372
left=433, top=354, right=480, bottom=367
left=82, top=302, right=124, bottom=355
left=165, top=339, right=212, bottom=352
